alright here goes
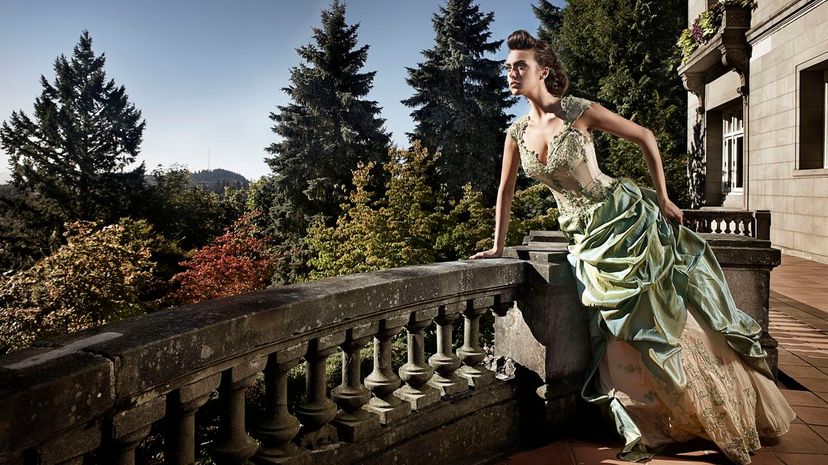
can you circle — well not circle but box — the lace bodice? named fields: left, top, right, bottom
left=507, top=95, right=619, bottom=227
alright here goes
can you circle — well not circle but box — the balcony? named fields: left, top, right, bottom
left=678, top=4, right=753, bottom=106
left=0, top=210, right=785, bottom=465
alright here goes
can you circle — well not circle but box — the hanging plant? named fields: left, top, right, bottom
left=677, top=0, right=758, bottom=63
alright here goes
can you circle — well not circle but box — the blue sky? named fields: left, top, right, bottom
left=0, top=0, right=564, bottom=183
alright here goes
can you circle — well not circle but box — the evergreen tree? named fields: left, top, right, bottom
left=532, top=0, right=564, bottom=48
left=542, top=0, right=690, bottom=206
left=265, top=0, right=390, bottom=233
left=263, top=0, right=390, bottom=283
left=402, top=0, right=515, bottom=205
left=0, top=30, right=147, bottom=227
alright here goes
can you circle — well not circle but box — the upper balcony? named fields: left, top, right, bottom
left=678, top=2, right=754, bottom=104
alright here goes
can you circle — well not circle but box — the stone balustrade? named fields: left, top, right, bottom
left=0, top=260, right=526, bottom=465
left=501, top=229, right=782, bottom=438
left=682, top=208, right=771, bottom=240
left=0, top=226, right=782, bottom=464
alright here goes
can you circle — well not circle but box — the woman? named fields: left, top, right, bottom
left=470, top=30, right=795, bottom=464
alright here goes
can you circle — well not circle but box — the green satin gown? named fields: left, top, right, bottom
left=506, top=95, right=794, bottom=464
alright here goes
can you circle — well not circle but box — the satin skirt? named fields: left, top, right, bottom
left=558, top=178, right=795, bottom=463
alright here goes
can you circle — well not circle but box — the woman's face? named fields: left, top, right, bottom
left=504, top=49, right=547, bottom=97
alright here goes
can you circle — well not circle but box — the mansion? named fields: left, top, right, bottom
left=680, top=0, right=828, bottom=262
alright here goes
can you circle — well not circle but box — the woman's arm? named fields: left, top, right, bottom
left=469, top=134, right=521, bottom=259
left=579, top=103, right=684, bottom=224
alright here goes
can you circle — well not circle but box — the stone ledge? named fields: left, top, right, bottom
left=0, top=352, right=114, bottom=455
left=0, top=259, right=529, bottom=459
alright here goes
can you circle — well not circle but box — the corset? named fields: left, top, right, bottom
left=507, top=95, right=619, bottom=227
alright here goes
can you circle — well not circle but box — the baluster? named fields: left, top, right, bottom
left=394, top=309, right=440, bottom=410
left=111, top=427, right=151, bottom=465
left=332, top=324, right=381, bottom=441
left=428, top=303, right=469, bottom=396
left=166, top=374, right=221, bottom=465
left=364, top=315, right=411, bottom=424
left=295, top=334, right=343, bottom=448
left=108, top=397, right=165, bottom=465
left=209, top=358, right=266, bottom=465
left=253, top=345, right=306, bottom=464
left=457, top=297, right=496, bottom=388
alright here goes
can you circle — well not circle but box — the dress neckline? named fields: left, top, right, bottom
left=518, top=96, right=574, bottom=167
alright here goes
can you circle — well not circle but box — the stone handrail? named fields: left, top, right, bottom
left=0, top=259, right=526, bottom=465
left=0, top=227, right=783, bottom=464
left=682, top=209, right=771, bottom=240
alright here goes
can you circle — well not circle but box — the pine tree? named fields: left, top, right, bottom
left=263, top=0, right=390, bottom=284
left=402, top=0, right=515, bottom=205
left=265, top=0, right=390, bottom=234
left=532, top=0, right=564, bottom=48
left=0, top=30, right=147, bottom=225
left=546, top=0, right=690, bottom=206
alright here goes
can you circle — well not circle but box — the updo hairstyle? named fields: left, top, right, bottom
left=506, top=30, right=569, bottom=97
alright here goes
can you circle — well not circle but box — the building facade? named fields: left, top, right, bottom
left=679, top=0, right=828, bottom=263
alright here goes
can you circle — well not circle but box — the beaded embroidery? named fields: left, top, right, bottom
left=507, top=96, right=620, bottom=227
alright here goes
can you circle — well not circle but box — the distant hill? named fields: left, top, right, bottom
left=189, top=169, right=249, bottom=194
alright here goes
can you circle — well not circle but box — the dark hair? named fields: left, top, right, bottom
left=507, top=30, right=569, bottom=97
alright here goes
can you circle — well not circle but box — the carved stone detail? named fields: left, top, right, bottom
left=394, top=310, right=441, bottom=410
left=363, top=318, right=411, bottom=424
left=253, top=355, right=305, bottom=465
left=456, top=300, right=496, bottom=388
left=332, top=330, right=381, bottom=441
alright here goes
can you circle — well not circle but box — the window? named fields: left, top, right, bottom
left=722, top=110, right=744, bottom=195
left=799, top=65, right=828, bottom=169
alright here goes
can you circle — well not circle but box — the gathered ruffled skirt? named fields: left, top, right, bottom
left=558, top=178, right=795, bottom=464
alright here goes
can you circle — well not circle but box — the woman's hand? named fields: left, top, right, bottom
left=658, top=194, right=684, bottom=225
left=469, top=247, right=503, bottom=260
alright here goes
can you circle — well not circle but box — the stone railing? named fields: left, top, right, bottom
left=682, top=209, right=771, bottom=240
left=0, top=228, right=783, bottom=465
left=511, top=230, right=782, bottom=383
left=0, top=260, right=529, bottom=465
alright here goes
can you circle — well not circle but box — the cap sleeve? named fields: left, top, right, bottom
left=505, top=120, right=520, bottom=143
left=563, top=95, right=595, bottom=124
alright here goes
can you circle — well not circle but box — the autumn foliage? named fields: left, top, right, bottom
left=169, top=211, right=279, bottom=305
left=0, top=219, right=157, bottom=352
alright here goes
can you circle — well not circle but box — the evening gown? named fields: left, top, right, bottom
left=506, top=95, right=795, bottom=464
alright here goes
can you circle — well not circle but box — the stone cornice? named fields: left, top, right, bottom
left=678, top=4, right=753, bottom=97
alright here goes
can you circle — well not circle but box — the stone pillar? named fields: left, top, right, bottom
left=706, top=234, right=782, bottom=379
left=363, top=315, right=411, bottom=424
left=108, top=397, right=165, bottom=465
left=499, top=236, right=594, bottom=438
left=209, top=358, right=266, bottom=465
left=427, top=303, right=469, bottom=396
left=457, top=297, right=496, bottom=388
left=295, top=335, right=343, bottom=449
left=253, top=345, right=307, bottom=465
left=332, top=324, right=381, bottom=442
left=166, top=374, right=222, bottom=465
left=394, top=308, right=441, bottom=409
